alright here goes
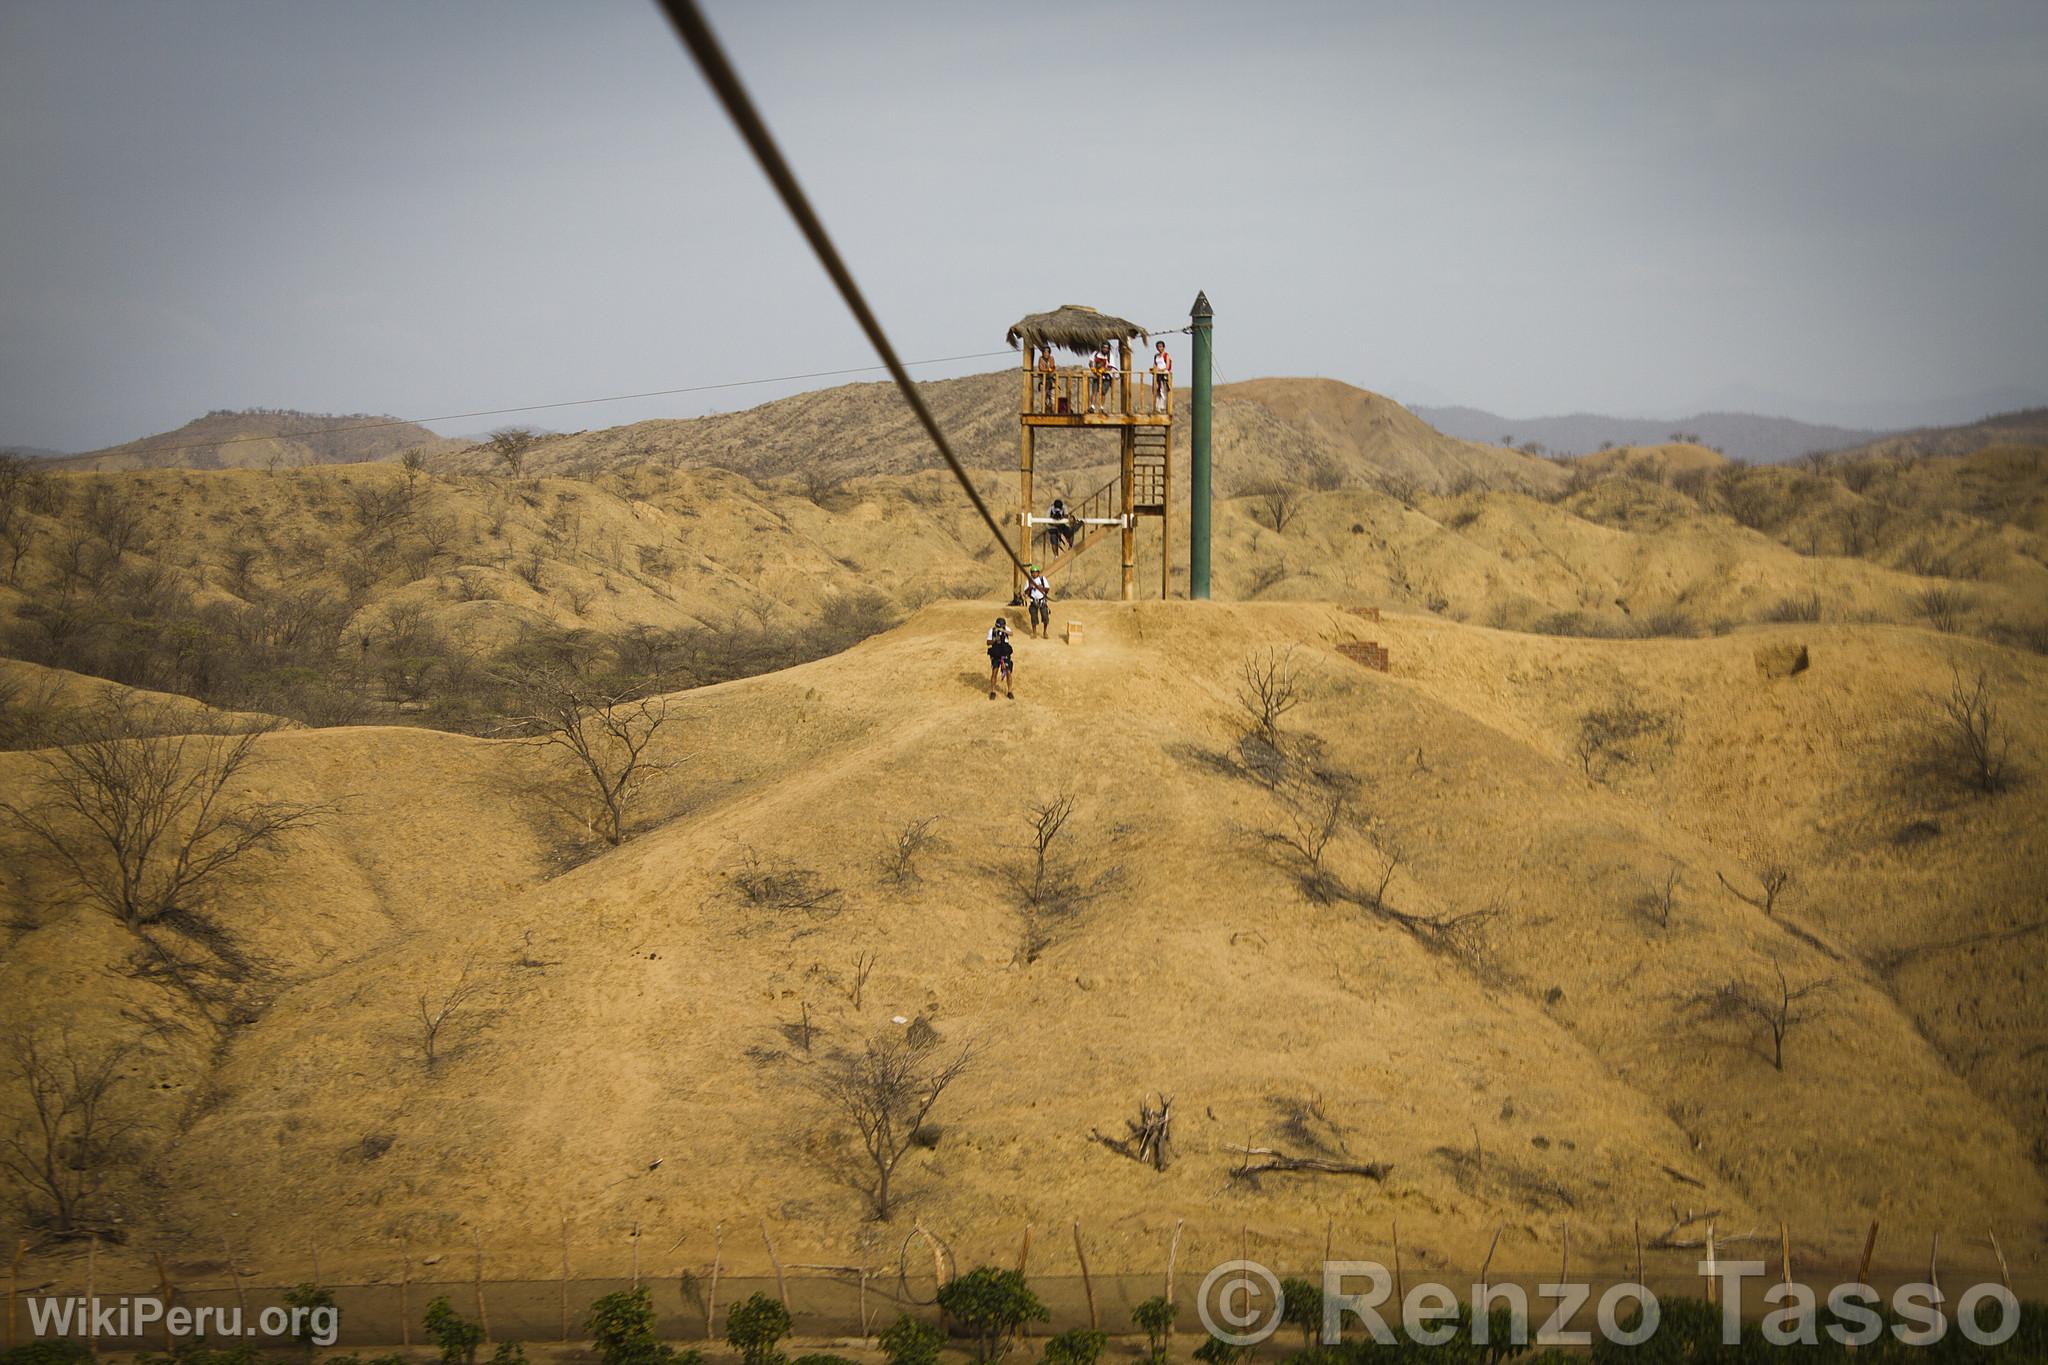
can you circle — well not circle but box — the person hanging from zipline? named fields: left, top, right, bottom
left=986, top=615, right=1015, bottom=699
left=1046, top=496, right=1073, bottom=556
left=1023, top=563, right=1053, bottom=639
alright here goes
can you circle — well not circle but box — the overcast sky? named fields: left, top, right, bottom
left=3, top=0, right=2045, bottom=451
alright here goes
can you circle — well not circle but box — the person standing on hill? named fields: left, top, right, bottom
left=1151, top=339, right=1174, bottom=412
left=1023, top=564, right=1053, bottom=639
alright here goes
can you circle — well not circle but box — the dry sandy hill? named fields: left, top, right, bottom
left=436, top=372, right=1560, bottom=498
left=1831, top=408, right=2048, bottom=462
left=1572, top=443, right=1729, bottom=483
left=53, top=409, right=461, bottom=472
left=1, top=600, right=2042, bottom=1301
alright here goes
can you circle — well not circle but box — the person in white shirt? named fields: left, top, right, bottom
left=1152, top=340, right=1174, bottom=412
left=1023, top=565, right=1053, bottom=638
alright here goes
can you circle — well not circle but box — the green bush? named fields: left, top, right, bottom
left=879, top=1312, right=945, bottom=1365
left=1191, top=1336, right=1248, bottom=1365
left=1041, top=1328, right=1106, bottom=1365
left=791, top=1356, right=859, bottom=1365
left=1279, top=1278, right=1324, bottom=1349
left=131, top=1345, right=263, bottom=1365
left=1132, top=1296, right=1178, bottom=1364
left=587, top=1287, right=697, bottom=1365
left=935, top=1267, right=1048, bottom=1364
left=4, top=1343, right=98, bottom=1365
left=726, top=1292, right=793, bottom=1365
left=425, top=1295, right=486, bottom=1365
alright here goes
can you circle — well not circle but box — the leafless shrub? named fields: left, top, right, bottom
left=731, top=845, right=843, bottom=916
left=1006, top=793, right=1122, bottom=962
left=1244, top=560, right=1288, bottom=597
left=1633, top=863, right=1681, bottom=930
left=495, top=664, right=674, bottom=846
left=417, top=950, right=493, bottom=1069
left=881, top=816, right=942, bottom=886
left=1, top=1027, right=140, bottom=1235
left=811, top=1029, right=975, bottom=1219
left=1760, top=592, right=1821, bottom=623
left=1574, top=698, right=1676, bottom=780
left=1236, top=645, right=1305, bottom=747
left=0, top=671, right=67, bottom=750
left=349, top=481, right=414, bottom=536
left=1717, top=861, right=1791, bottom=916
left=1914, top=585, right=1971, bottom=634
left=1262, top=786, right=1346, bottom=903
left=1932, top=665, right=2011, bottom=794
left=1682, top=960, right=1831, bottom=1072
left=847, top=950, right=877, bottom=1009
left=1242, top=480, right=1306, bottom=533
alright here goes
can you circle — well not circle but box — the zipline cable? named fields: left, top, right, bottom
left=651, top=0, right=1029, bottom=571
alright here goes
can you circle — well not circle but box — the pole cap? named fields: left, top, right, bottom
left=1190, top=290, right=1213, bottom=321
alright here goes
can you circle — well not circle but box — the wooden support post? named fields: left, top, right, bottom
left=1119, top=340, right=1133, bottom=417
left=633, top=1222, right=643, bottom=1290
left=1391, top=1220, right=1403, bottom=1308
left=1989, top=1229, right=2012, bottom=1293
left=1478, top=1226, right=1502, bottom=1288
left=560, top=1219, right=571, bottom=1341
left=1928, top=1231, right=1942, bottom=1308
left=1779, top=1222, right=1791, bottom=1291
left=858, top=1268, right=871, bottom=1338
left=155, top=1252, right=176, bottom=1352
left=1015, top=1226, right=1032, bottom=1276
left=1165, top=1219, right=1183, bottom=1308
left=1160, top=422, right=1172, bottom=600
left=1072, top=1221, right=1097, bottom=1331
left=761, top=1217, right=787, bottom=1309
left=1017, top=424, right=1034, bottom=601
left=1633, top=1218, right=1644, bottom=1287
left=1705, top=1222, right=1717, bottom=1306
left=472, top=1228, right=490, bottom=1342
left=8, top=1239, right=25, bottom=1352
left=1119, top=428, right=1135, bottom=601
left=1856, top=1221, right=1879, bottom=1285
left=1559, top=1220, right=1570, bottom=1286
left=706, top=1225, right=723, bottom=1342
left=399, top=1243, right=411, bottom=1347
left=84, top=1236, right=97, bottom=1360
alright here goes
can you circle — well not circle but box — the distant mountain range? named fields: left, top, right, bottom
left=1413, top=406, right=1883, bottom=462
left=36, top=408, right=461, bottom=472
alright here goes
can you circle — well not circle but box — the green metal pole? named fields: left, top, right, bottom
left=1188, top=290, right=1214, bottom=600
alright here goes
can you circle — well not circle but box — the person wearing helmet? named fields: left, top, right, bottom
left=986, top=616, right=1015, bottom=700
left=1023, top=564, right=1052, bottom=638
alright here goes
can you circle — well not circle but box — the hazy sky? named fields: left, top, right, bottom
left=3, top=0, right=2045, bottom=451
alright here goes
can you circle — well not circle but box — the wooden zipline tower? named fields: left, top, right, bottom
left=1006, top=305, right=1174, bottom=601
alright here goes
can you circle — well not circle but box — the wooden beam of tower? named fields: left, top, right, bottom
left=1120, top=426, right=1136, bottom=601
left=1160, top=420, right=1172, bottom=599
left=1017, top=421, right=1034, bottom=601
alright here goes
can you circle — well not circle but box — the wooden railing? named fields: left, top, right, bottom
left=1020, top=365, right=1173, bottom=418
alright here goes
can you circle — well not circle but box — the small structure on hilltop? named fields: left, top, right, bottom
left=1007, top=304, right=1176, bottom=601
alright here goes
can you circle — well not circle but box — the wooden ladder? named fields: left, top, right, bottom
left=1132, top=427, right=1168, bottom=513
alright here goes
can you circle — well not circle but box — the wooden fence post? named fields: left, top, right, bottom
left=399, top=1243, right=411, bottom=1347
left=155, top=1252, right=176, bottom=1352
left=1016, top=1226, right=1032, bottom=1276
left=1705, top=1223, right=1717, bottom=1306
left=1478, top=1227, right=1502, bottom=1288
left=1855, top=1221, right=1879, bottom=1285
left=705, top=1225, right=723, bottom=1342
left=1779, top=1223, right=1792, bottom=1291
left=472, top=1228, right=490, bottom=1341
left=1633, top=1218, right=1644, bottom=1287
left=560, top=1219, right=571, bottom=1341
left=1165, top=1219, right=1184, bottom=1308
left=1072, top=1222, right=1097, bottom=1332
left=633, top=1223, right=643, bottom=1291
left=1989, top=1229, right=2012, bottom=1294
left=761, top=1218, right=787, bottom=1310
left=1391, top=1221, right=1403, bottom=1307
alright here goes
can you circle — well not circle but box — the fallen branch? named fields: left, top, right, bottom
left=1227, top=1145, right=1391, bottom=1180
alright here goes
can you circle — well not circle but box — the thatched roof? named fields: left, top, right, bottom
left=1005, top=305, right=1149, bottom=356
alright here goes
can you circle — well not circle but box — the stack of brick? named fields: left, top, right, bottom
left=1337, top=640, right=1390, bottom=671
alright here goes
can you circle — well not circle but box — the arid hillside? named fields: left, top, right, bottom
left=0, top=600, right=2042, bottom=1298
left=50, top=409, right=463, bottom=472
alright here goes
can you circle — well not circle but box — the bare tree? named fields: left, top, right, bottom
left=1934, top=665, right=2010, bottom=794
left=496, top=665, right=675, bottom=846
left=487, top=427, right=538, bottom=477
left=1633, top=863, right=1681, bottom=930
left=417, top=952, right=492, bottom=1069
left=0, top=1027, right=139, bottom=1235
left=399, top=447, right=429, bottom=493
left=1006, top=793, right=1121, bottom=962
left=1242, top=480, right=1306, bottom=533
left=880, top=816, right=942, bottom=886
left=1236, top=646, right=1306, bottom=747
left=1717, top=861, right=1791, bottom=917
left=1, top=697, right=329, bottom=930
left=1684, top=961, right=1831, bottom=1072
left=812, top=1031, right=974, bottom=1220
left=1263, top=787, right=1345, bottom=903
